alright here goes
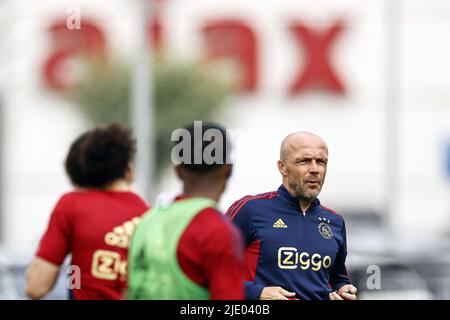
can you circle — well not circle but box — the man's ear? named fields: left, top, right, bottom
left=126, top=165, right=135, bottom=182
left=224, top=164, right=233, bottom=180
left=277, top=160, right=287, bottom=177
left=174, top=165, right=183, bottom=180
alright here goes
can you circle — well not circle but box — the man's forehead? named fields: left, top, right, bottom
left=290, top=146, right=328, bottom=158
left=280, top=131, right=328, bottom=160
left=286, top=140, right=328, bottom=155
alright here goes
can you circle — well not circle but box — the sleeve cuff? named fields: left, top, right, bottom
left=245, top=281, right=265, bottom=300
left=35, top=252, right=64, bottom=267
left=331, top=280, right=352, bottom=292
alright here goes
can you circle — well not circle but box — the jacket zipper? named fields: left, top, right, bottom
left=301, top=210, right=307, bottom=239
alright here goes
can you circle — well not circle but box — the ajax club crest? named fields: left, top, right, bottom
left=318, top=217, right=333, bottom=240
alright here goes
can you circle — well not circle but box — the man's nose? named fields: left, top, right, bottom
left=309, top=160, right=319, bottom=173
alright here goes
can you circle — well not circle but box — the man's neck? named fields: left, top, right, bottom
left=104, top=179, right=131, bottom=192
left=183, top=185, right=221, bottom=202
left=299, top=200, right=312, bottom=214
left=283, top=182, right=313, bottom=214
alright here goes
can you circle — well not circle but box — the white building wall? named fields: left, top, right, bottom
left=1, top=0, right=449, bottom=250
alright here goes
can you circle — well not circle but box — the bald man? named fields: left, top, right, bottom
left=226, top=132, right=357, bottom=300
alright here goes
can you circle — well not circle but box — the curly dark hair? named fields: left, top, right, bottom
left=65, top=123, right=136, bottom=188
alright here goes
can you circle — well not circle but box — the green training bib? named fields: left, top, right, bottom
left=128, top=197, right=216, bottom=300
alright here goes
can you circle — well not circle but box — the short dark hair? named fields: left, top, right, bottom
left=64, top=131, right=90, bottom=187
left=174, top=121, right=232, bottom=174
left=65, top=123, right=136, bottom=188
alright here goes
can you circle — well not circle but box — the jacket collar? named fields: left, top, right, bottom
left=277, top=184, right=321, bottom=214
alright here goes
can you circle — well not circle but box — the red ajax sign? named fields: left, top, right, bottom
left=43, top=14, right=346, bottom=95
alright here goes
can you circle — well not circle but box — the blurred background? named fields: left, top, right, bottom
left=0, top=0, right=450, bottom=299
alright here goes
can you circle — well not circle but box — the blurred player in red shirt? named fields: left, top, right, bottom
left=26, top=124, right=149, bottom=300
left=128, top=121, right=245, bottom=299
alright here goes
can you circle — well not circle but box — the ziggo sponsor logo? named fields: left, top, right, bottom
left=278, top=247, right=332, bottom=271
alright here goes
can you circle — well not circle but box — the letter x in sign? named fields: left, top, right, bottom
left=289, top=20, right=346, bottom=95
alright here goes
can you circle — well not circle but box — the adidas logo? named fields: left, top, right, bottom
left=273, top=218, right=288, bottom=228
left=104, top=217, right=142, bottom=249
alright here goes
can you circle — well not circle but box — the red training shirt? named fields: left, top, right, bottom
left=174, top=195, right=245, bottom=300
left=36, top=189, right=149, bottom=300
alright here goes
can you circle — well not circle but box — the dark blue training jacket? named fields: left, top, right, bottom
left=226, top=185, right=351, bottom=300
